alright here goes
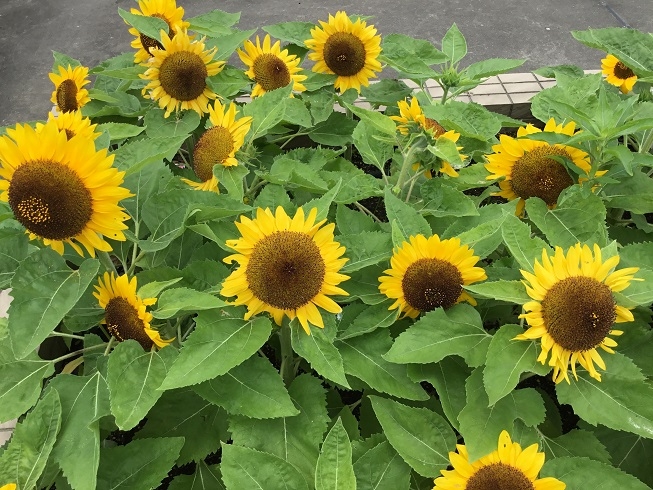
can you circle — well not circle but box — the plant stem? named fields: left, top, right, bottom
left=345, top=107, right=354, bottom=162
left=49, top=331, right=85, bottom=340
left=51, top=343, right=107, bottom=364
left=181, top=320, right=196, bottom=342
left=98, top=251, right=117, bottom=274
left=279, top=326, right=295, bottom=385
left=103, top=336, right=115, bottom=356
left=441, top=86, right=450, bottom=104
left=639, top=129, right=653, bottom=154
left=395, top=144, right=419, bottom=194
left=354, top=202, right=382, bottom=222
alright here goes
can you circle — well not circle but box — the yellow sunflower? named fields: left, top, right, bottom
left=128, top=0, right=189, bottom=64
left=37, top=110, right=100, bottom=140
left=391, top=97, right=463, bottom=178
left=238, top=34, right=307, bottom=98
left=601, top=54, right=637, bottom=94
left=94, top=272, right=171, bottom=350
left=378, top=234, right=486, bottom=319
left=434, top=430, right=566, bottom=490
left=305, top=11, right=382, bottom=93
left=49, top=65, right=91, bottom=113
left=181, top=101, right=252, bottom=192
left=221, top=206, right=349, bottom=334
left=516, top=243, right=640, bottom=384
left=0, top=484, right=17, bottom=490
left=141, top=29, right=224, bottom=117
left=0, top=119, right=131, bottom=257
left=485, top=118, right=594, bottom=216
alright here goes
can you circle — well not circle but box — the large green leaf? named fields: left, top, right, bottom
left=464, top=280, right=531, bottom=304
left=353, top=440, right=411, bottom=490
left=263, top=21, right=315, bottom=45
left=152, top=287, right=226, bottom=319
left=352, top=120, right=394, bottom=171
left=540, top=429, right=611, bottom=464
left=186, top=9, right=240, bottom=35
left=423, top=101, right=500, bottom=140
left=419, top=180, right=479, bottom=218
left=337, top=300, right=398, bottom=340
left=144, top=109, right=201, bottom=138
left=315, top=418, right=356, bottom=490
left=9, top=250, right=99, bottom=358
left=591, top=426, right=653, bottom=487
left=309, top=112, right=357, bottom=146
left=338, top=232, right=393, bottom=273
left=463, top=58, right=525, bottom=80
left=602, top=170, right=653, bottom=214
left=541, top=456, right=649, bottom=490
left=243, top=84, right=293, bottom=140
left=384, top=188, right=431, bottom=239
left=369, top=396, right=456, bottom=478
left=168, top=461, right=225, bottom=490
left=501, top=213, right=552, bottom=272
left=112, top=135, right=188, bottom=174
left=118, top=8, right=167, bottom=42
left=441, top=23, right=467, bottom=64
left=0, top=222, right=29, bottom=288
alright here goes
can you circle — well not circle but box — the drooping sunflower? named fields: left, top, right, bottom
left=601, top=54, right=637, bottom=94
left=378, top=234, right=487, bottom=319
left=221, top=206, right=349, bottom=334
left=141, top=29, right=224, bottom=117
left=37, top=110, right=100, bottom=140
left=181, top=101, right=252, bottom=192
left=434, top=430, right=566, bottom=490
left=485, top=118, right=593, bottom=216
left=49, top=65, right=91, bottom=113
left=128, top=0, right=189, bottom=64
left=391, top=97, right=463, bottom=178
left=305, top=11, right=382, bottom=93
left=237, top=34, right=307, bottom=98
left=94, top=272, right=171, bottom=350
left=0, top=119, right=132, bottom=257
left=516, top=243, right=640, bottom=384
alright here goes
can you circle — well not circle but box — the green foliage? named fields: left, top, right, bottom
left=315, top=418, right=356, bottom=490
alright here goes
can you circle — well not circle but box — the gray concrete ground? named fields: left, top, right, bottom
left=0, top=0, right=651, bottom=126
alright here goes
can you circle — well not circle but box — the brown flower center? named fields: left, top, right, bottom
left=105, top=297, right=153, bottom=350
left=192, top=126, right=235, bottom=181
left=246, top=231, right=326, bottom=310
left=252, top=53, right=291, bottom=92
left=402, top=258, right=463, bottom=312
left=614, top=61, right=635, bottom=80
left=510, top=145, right=574, bottom=206
left=424, top=118, right=447, bottom=137
left=139, top=14, right=173, bottom=55
left=8, top=160, right=93, bottom=241
left=64, top=129, right=76, bottom=140
left=465, top=463, right=534, bottom=490
left=56, top=79, right=79, bottom=113
left=323, top=32, right=367, bottom=77
left=158, top=51, right=208, bottom=102
left=541, top=276, right=616, bottom=352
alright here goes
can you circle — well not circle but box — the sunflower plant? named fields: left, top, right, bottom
left=1, top=4, right=653, bottom=490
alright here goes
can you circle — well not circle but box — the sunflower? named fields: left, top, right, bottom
left=141, top=29, right=224, bottom=117
left=221, top=206, right=349, bottom=334
left=516, top=244, right=640, bottom=384
left=237, top=34, right=307, bottom=98
left=0, top=119, right=131, bottom=257
left=378, top=234, right=486, bottom=319
left=128, top=0, right=189, bottom=64
left=37, top=110, right=100, bottom=140
left=305, top=11, right=382, bottom=93
left=601, top=54, right=637, bottom=94
left=0, top=484, right=16, bottom=490
left=94, top=272, right=171, bottom=350
left=49, top=65, right=91, bottom=113
left=181, top=101, right=252, bottom=192
left=434, top=430, right=566, bottom=490
left=391, top=97, right=463, bottom=178
left=485, top=118, right=593, bottom=216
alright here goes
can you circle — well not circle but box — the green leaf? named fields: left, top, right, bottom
left=112, top=135, right=188, bottom=174
left=352, top=120, right=394, bottom=171
left=107, top=340, right=177, bottom=430
left=382, top=34, right=446, bottom=66
left=339, top=232, right=393, bottom=272
left=315, top=418, right=356, bottom=490
left=206, top=29, right=257, bottom=61
left=591, top=426, right=653, bottom=486
left=50, top=373, right=111, bottom=490
left=441, top=24, right=467, bottom=64
left=309, top=112, right=357, bottom=146
left=458, top=368, right=546, bottom=461
left=52, top=51, right=81, bottom=71
left=263, top=21, right=315, bottom=45
left=244, top=84, right=294, bottom=139
left=193, top=354, right=298, bottom=418
left=207, top=66, right=251, bottom=99
left=360, top=79, right=413, bottom=106
left=221, top=444, right=309, bottom=490
left=541, top=456, right=650, bottom=490
left=303, top=89, right=335, bottom=124
left=283, top=97, right=313, bottom=127
left=602, top=169, right=653, bottom=214
left=161, top=312, right=272, bottom=389
left=423, top=101, right=500, bottom=140
left=419, top=180, right=479, bottom=218
left=118, top=8, right=168, bottom=42
left=269, top=156, right=329, bottom=192
left=501, top=214, right=552, bottom=272
left=384, top=304, right=492, bottom=368
left=0, top=223, right=28, bottom=288
left=379, top=39, right=438, bottom=79
left=144, top=109, right=201, bottom=138
left=97, top=437, right=184, bottom=490
left=338, top=300, right=398, bottom=340
left=0, top=390, right=61, bottom=490
left=463, top=58, right=526, bottom=79
left=137, top=278, right=183, bottom=299
left=454, top=215, right=507, bottom=259
left=292, top=316, right=350, bottom=387
left=483, top=324, right=551, bottom=405
left=463, top=280, right=531, bottom=304
left=344, top=103, right=397, bottom=136
left=186, top=9, right=240, bottom=35
left=9, top=251, right=99, bottom=358
left=337, top=329, right=428, bottom=401
left=353, top=440, right=411, bottom=490
left=369, top=396, right=456, bottom=477
left=152, top=287, right=226, bottom=319
left=168, top=461, right=225, bottom=490
left=96, top=122, right=144, bottom=141
left=229, top=374, right=330, bottom=482
left=254, top=184, right=294, bottom=214
left=384, top=188, right=431, bottom=238
left=541, top=430, right=611, bottom=463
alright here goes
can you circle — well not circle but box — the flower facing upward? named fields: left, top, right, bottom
left=238, top=34, right=307, bottom=98
left=434, top=430, right=566, bottom=490
left=305, top=11, right=382, bottom=93
left=485, top=118, right=593, bottom=216
left=391, top=97, right=463, bottom=178
left=378, top=234, right=486, bottom=319
left=94, top=272, right=171, bottom=350
left=0, top=119, right=131, bottom=257
left=49, top=65, right=91, bottom=113
left=37, top=111, right=100, bottom=141
left=221, top=207, right=349, bottom=334
left=181, top=101, right=252, bottom=192
left=141, top=29, right=224, bottom=117
left=517, top=244, right=640, bottom=384
left=601, top=54, right=637, bottom=94
left=128, top=0, right=189, bottom=63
